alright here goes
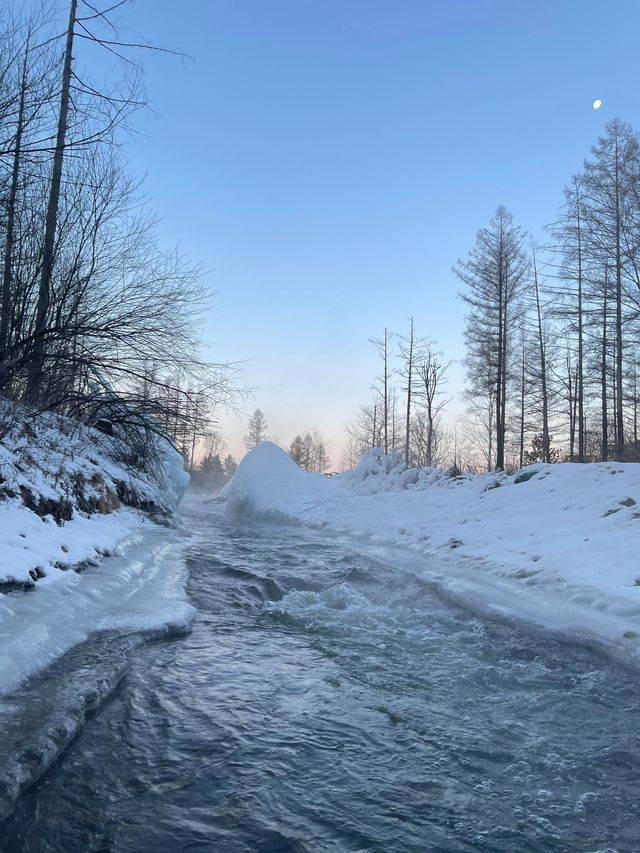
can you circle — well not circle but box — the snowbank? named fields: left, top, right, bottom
left=0, top=400, right=187, bottom=590
left=224, top=444, right=640, bottom=666
left=0, top=519, right=195, bottom=820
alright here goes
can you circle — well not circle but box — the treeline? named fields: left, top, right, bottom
left=289, top=430, right=330, bottom=472
left=0, top=3, right=231, bottom=472
left=347, top=119, right=640, bottom=471
left=189, top=431, right=238, bottom=493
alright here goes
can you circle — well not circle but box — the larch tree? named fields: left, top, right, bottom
left=531, top=245, right=552, bottom=463
left=455, top=206, right=529, bottom=469
left=580, top=119, right=640, bottom=459
left=549, top=175, right=588, bottom=461
left=289, top=435, right=305, bottom=466
left=223, top=454, right=238, bottom=478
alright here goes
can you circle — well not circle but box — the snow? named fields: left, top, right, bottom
left=0, top=400, right=194, bottom=695
left=0, top=501, right=142, bottom=587
left=0, top=401, right=186, bottom=588
left=224, top=443, right=640, bottom=666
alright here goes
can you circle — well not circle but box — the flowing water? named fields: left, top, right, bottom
left=1, top=500, right=639, bottom=852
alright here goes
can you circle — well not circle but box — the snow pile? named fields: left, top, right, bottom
left=222, top=441, right=326, bottom=521
left=0, top=400, right=187, bottom=589
left=224, top=444, right=640, bottom=665
left=339, top=447, right=421, bottom=492
left=340, top=447, right=512, bottom=495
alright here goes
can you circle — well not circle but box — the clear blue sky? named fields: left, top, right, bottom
left=42, top=1, right=640, bottom=462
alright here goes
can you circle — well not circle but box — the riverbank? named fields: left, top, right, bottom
left=0, top=399, right=195, bottom=819
left=0, top=400, right=195, bottom=698
left=0, top=400, right=188, bottom=591
left=224, top=443, right=640, bottom=665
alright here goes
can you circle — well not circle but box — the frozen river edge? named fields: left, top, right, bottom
left=0, top=523, right=195, bottom=822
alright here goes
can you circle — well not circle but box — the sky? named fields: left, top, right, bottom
left=31, top=0, right=640, bottom=465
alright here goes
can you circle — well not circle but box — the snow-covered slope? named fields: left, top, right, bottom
left=224, top=443, right=640, bottom=665
left=0, top=400, right=186, bottom=589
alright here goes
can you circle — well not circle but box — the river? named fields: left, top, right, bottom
left=1, top=499, right=639, bottom=852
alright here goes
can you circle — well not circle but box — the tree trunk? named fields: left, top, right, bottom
left=601, top=269, right=609, bottom=461
left=614, top=141, right=625, bottom=458
left=372, top=404, right=377, bottom=449
left=0, top=40, right=30, bottom=365
left=495, top=238, right=505, bottom=470
left=575, top=178, right=585, bottom=462
left=567, top=347, right=575, bottom=460
left=404, top=318, right=413, bottom=465
left=27, top=0, right=78, bottom=403
left=518, top=332, right=525, bottom=468
left=383, top=328, right=388, bottom=454
left=532, top=248, right=550, bottom=463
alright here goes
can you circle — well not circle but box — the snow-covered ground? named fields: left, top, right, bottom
left=0, top=401, right=188, bottom=589
left=224, top=443, right=640, bottom=666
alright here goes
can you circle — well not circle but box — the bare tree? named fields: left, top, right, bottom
left=369, top=328, right=391, bottom=454
left=289, top=429, right=330, bottom=472
left=345, top=402, right=382, bottom=460
left=397, top=317, right=415, bottom=465
left=0, top=5, right=236, bottom=473
left=27, top=0, right=78, bottom=401
left=580, top=119, right=640, bottom=459
left=413, top=343, right=452, bottom=467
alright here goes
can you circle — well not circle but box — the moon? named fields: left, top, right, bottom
left=593, top=99, right=602, bottom=109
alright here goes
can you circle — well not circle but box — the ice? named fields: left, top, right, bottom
left=156, top=434, right=191, bottom=504
left=0, top=523, right=195, bottom=697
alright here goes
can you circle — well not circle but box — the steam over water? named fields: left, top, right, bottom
left=2, top=500, right=639, bottom=852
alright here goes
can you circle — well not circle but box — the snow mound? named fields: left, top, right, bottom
left=223, top=441, right=329, bottom=521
